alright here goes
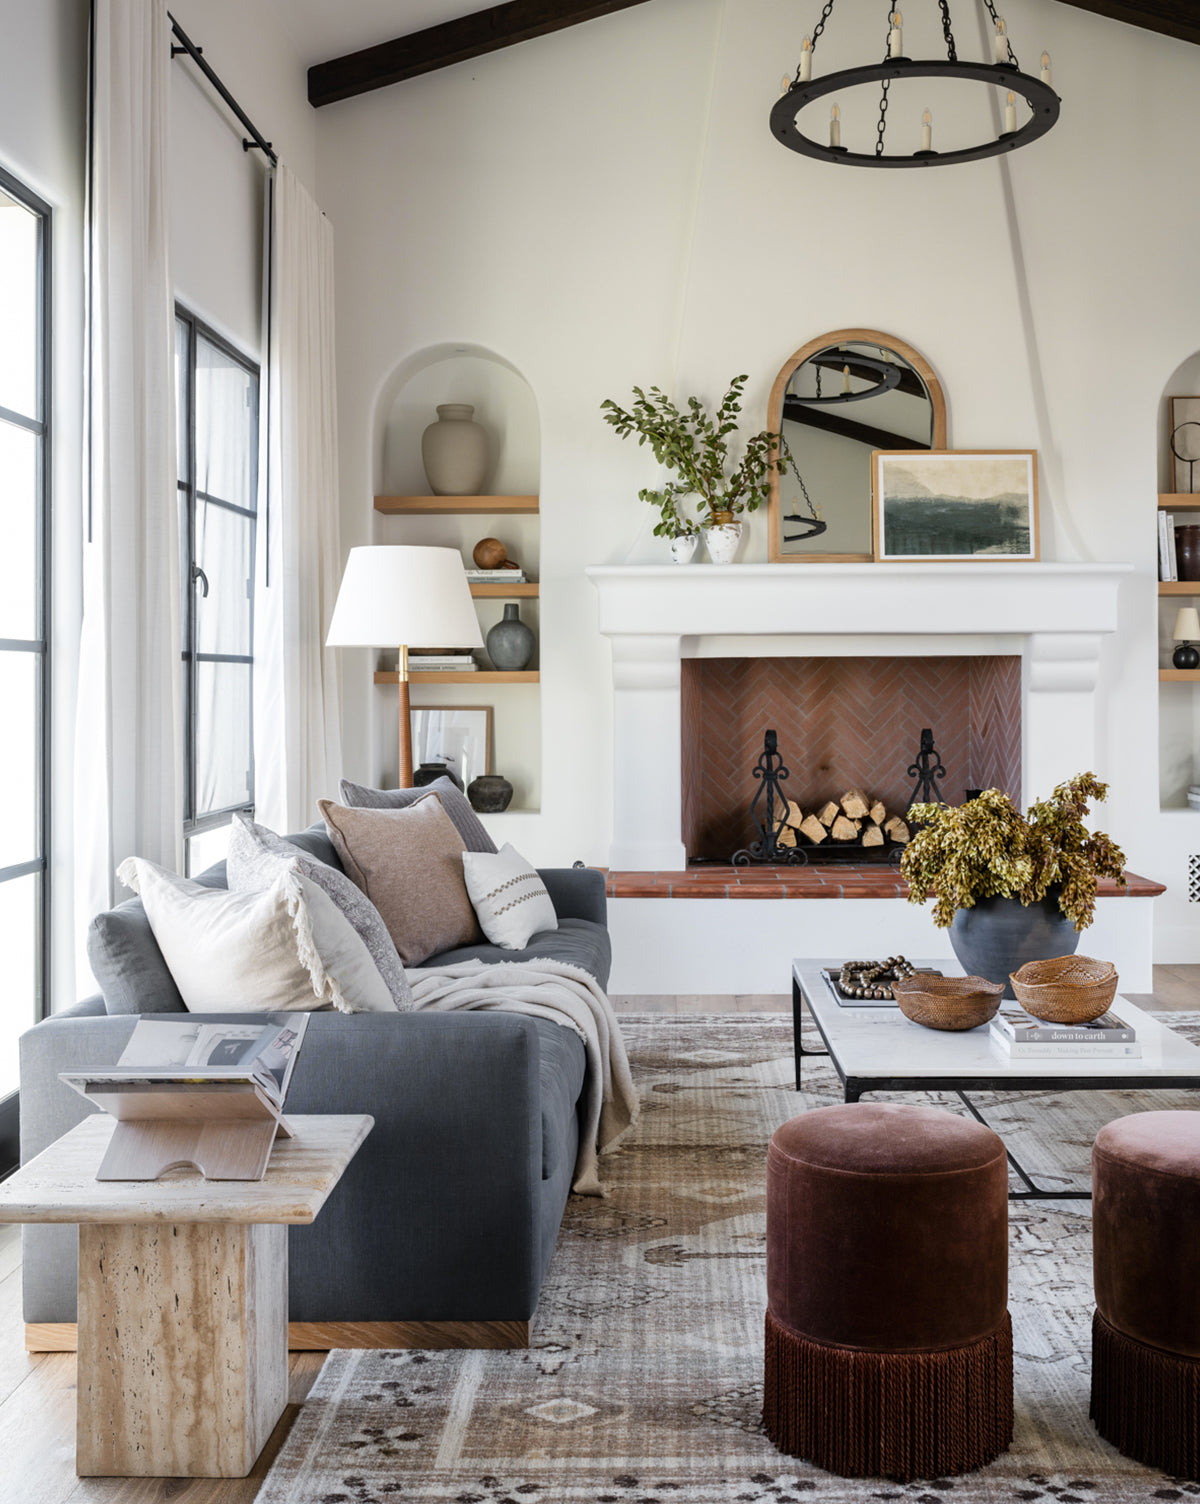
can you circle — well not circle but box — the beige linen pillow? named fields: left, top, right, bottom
left=462, top=844, right=558, bottom=950
left=318, top=793, right=483, bottom=967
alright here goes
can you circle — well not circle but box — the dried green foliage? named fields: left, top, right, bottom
left=901, top=773, right=1126, bottom=931
left=600, top=374, right=784, bottom=538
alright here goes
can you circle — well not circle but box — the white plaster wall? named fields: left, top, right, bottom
left=314, top=1, right=1200, bottom=958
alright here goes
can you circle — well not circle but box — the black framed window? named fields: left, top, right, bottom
left=174, top=309, right=259, bottom=876
left=0, top=165, right=50, bottom=1108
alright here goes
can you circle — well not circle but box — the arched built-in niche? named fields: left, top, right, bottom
left=766, top=328, right=947, bottom=563
left=1157, top=349, right=1200, bottom=810
left=369, top=345, right=543, bottom=810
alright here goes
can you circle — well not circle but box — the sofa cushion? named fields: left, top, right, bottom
left=463, top=844, right=559, bottom=950
left=320, top=794, right=483, bottom=967
left=532, top=1017, right=587, bottom=1181
left=428, top=917, right=612, bottom=993
left=339, top=774, right=497, bottom=854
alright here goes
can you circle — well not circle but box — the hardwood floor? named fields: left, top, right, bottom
left=3, top=966, right=1197, bottom=1499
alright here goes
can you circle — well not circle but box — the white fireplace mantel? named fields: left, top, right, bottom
left=587, top=561, right=1132, bottom=870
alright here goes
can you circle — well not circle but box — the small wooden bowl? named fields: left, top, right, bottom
left=891, top=974, right=1005, bottom=1031
left=1009, top=955, right=1118, bottom=1024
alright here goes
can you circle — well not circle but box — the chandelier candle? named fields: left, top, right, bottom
left=799, top=34, right=812, bottom=81
left=921, top=107, right=933, bottom=150
left=1041, top=51, right=1052, bottom=85
left=889, top=10, right=903, bottom=58
left=829, top=103, right=841, bottom=147
left=993, top=17, right=1008, bottom=63
left=1004, top=91, right=1017, bottom=133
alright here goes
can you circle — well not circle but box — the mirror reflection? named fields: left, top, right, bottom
left=776, top=339, right=937, bottom=559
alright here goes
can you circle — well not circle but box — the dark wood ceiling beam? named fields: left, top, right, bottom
left=1052, top=0, right=1200, bottom=47
left=782, top=399, right=928, bottom=453
left=308, top=0, right=655, bottom=108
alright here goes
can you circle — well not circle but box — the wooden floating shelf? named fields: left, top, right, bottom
left=374, top=495, right=539, bottom=514
left=1160, top=494, right=1200, bottom=510
left=470, top=582, right=538, bottom=598
left=1160, top=669, right=1200, bottom=681
left=375, top=670, right=539, bottom=684
left=1159, top=582, right=1200, bottom=595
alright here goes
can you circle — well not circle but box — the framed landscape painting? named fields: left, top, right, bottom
left=872, top=450, right=1039, bottom=562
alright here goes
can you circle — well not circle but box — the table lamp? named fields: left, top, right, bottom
left=326, top=546, right=483, bottom=786
left=1173, top=606, right=1200, bottom=671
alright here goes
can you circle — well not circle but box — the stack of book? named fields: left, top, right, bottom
left=989, top=1005, right=1140, bottom=1059
left=1160, top=510, right=1181, bottom=581
left=409, top=650, right=478, bottom=672
left=466, top=567, right=526, bottom=584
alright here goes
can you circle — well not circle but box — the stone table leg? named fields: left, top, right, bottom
left=75, top=1220, right=288, bottom=1477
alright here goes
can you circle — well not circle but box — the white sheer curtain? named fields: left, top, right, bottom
left=75, top=0, right=182, bottom=964
left=254, top=164, right=343, bottom=835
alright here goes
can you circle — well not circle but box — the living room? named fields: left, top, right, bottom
left=3, top=0, right=1200, bottom=1498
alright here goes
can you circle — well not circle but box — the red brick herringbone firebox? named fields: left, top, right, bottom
left=680, top=655, right=1022, bottom=862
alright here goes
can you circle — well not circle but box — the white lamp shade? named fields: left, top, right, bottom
left=1174, top=607, right=1200, bottom=642
left=326, top=546, right=483, bottom=649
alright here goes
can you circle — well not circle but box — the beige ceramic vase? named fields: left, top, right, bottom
left=421, top=403, right=489, bottom=495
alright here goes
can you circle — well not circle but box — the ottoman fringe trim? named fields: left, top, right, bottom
left=762, top=1308, right=1013, bottom=1482
left=1091, top=1308, right=1200, bottom=1479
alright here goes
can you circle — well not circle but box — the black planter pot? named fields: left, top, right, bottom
left=949, top=893, right=1080, bottom=998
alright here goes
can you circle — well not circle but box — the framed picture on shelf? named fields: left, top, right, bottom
left=1170, top=397, right=1200, bottom=494
left=410, top=706, right=492, bottom=788
left=872, top=450, right=1039, bottom=562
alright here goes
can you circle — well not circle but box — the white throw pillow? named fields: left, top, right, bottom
left=461, top=844, right=558, bottom=950
left=117, top=856, right=397, bottom=1014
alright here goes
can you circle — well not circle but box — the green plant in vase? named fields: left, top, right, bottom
left=600, top=374, right=784, bottom=562
left=900, top=774, right=1127, bottom=993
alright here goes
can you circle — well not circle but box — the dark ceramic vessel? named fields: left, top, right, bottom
left=486, top=603, right=535, bottom=671
left=1177, top=524, right=1200, bottom=583
left=467, top=774, right=514, bottom=813
left=412, top=760, right=463, bottom=790
left=949, top=893, right=1080, bottom=998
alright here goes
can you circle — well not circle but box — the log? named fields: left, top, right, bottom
left=776, top=824, right=797, bottom=849
left=841, top=788, right=870, bottom=821
left=861, top=822, right=885, bottom=847
left=799, top=814, right=828, bottom=844
left=869, top=799, right=888, bottom=826
left=884, top=816, right=911, bottom=844
left=831, top=814, right=859, bottom=842
left=817, top=800, right=840, bottom=827
left=784, top=800, right=805, bottom=829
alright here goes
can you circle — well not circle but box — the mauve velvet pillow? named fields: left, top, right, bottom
left=338, top=775, right=496, bottom=854
left=318, top=793, right=484, bottom=967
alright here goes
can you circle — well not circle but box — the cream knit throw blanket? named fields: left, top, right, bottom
left=406, top=958, right=639, bottom=1196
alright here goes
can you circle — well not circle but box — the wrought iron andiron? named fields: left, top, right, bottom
left=732, top=730, right=807, bottom=866
left=908, top=727, right=947, bottom=808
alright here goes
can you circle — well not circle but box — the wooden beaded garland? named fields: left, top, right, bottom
left=837, top=955, right=917, bottom=1001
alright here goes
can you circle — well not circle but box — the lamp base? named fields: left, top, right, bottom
left=397, top=645, right=413, bottom=787
left=1173, top=642, right=1200, bottom=671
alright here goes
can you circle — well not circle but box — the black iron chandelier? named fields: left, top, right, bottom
left=771, top=0, right=1060, bottom=168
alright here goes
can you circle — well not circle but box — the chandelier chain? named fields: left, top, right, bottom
left=980, top=0, right=1018, bottom=68
left=808, top=0, right=837, bottom=52
left=937, top=0, right=958, bottom=61
left=875, top=0, right=892, bottom=156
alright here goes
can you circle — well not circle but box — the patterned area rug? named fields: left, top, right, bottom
left=258, top=1010, right=1200, bottom=1503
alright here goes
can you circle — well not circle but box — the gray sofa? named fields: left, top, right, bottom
left=20, top=824, right=610, bottom=1346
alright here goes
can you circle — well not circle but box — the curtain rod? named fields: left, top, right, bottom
left=168, top=12, right=279, bottom=167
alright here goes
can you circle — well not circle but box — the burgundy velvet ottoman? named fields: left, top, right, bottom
left=1092, top=1110, right=1200, bottom=1477
left=763, top=1102, right=1013, bottom=1482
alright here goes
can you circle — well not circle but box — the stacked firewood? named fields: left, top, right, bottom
left=774, top=788, right=911, bottom=849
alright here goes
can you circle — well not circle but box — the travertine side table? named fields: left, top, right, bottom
left=0, top=1112, right=372, bottom=1477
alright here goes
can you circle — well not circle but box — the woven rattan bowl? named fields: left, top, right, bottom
left=1009, top=955, right=1118, bottom=1024
left=891, top=974, right=1005, bottom=1032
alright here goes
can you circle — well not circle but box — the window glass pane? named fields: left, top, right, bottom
left=195, top=502, right=253, bottom=656
left=195, top=660, right=252, bottom=817
left=0, top=192, right=38, bottom=420
left=0, top=651, right=38, bottom=869
left=0, top=874, right=37, bottom=1094
left=0, top=419, right=38, bottom=640
left=175, top=317, right=189, bottom=485
left=196, top=337, right=256, bottom=510
left=186, top=824, right=231, bottom=879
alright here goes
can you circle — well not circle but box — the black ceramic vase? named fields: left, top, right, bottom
left=486, top=603, right=535, bottom=671
left=949, top=893, right=1080, bottom=998
left=412, top=760, right=463, bottom=790
left=467, top=774, right=514, bottom=813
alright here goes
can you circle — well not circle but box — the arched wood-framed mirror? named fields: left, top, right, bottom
left=767, top=328, right=947, bottom=562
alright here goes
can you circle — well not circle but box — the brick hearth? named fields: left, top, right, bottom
left=604, top=868, right=1164, bottom=900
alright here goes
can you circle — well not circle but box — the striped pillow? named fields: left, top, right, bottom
left=461, top=844, right=558, bottom=950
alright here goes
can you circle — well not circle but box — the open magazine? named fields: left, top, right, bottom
left=59, top=1014, right=308, bottom=1111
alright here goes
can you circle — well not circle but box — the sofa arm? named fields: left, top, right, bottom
left=538, top=866, right=607, bottom=927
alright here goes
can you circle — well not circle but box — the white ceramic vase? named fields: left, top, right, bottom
left=421, top=403, right=489, bottom=495
left=669, top=534, right=699, bottom=565
left=703, top=519, right=743, bottom=565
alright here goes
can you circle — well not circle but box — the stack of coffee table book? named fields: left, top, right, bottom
left=989, top=1006, right=1140, bottom=1060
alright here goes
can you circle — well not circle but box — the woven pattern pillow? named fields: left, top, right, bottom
left=339, top=775, right=496, bottom=854
left=227, top=813, right=413, bottom=1011
left=319, top=794, right=483, bottom=967
left=117, top=856, right=397, bottom=1014
left=462, top=844, right=559, bottom=950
